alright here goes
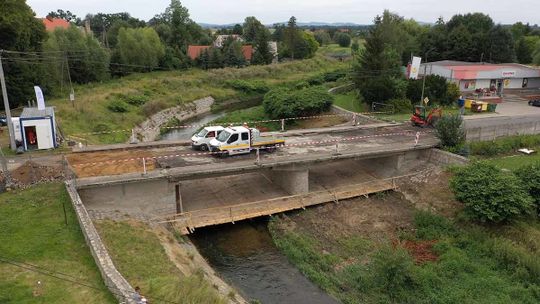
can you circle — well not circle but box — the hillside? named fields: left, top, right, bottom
left=51, top=54, right=347, bottom=144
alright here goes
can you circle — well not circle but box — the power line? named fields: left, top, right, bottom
left=0, top=255, right=182, bottom=304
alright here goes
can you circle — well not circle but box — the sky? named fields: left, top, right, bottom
left=27, top=0, right=539, bottom=25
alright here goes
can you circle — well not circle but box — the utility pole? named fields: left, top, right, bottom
left=420, top=48, right=435, bottom=106
left=0, top=50, right=17, bottom=151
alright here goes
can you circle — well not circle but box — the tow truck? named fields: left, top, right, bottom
left=208, top=126, right=285, bottom=156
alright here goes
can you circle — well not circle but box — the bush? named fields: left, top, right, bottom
left=370, top=246, right=416, bottom=301
left=322, top=69, right=347, bottom=82
left=107, top=100, right=129, bottom=113
left=226, top=79, right=270, bottom=94
left=435, top=115, right=466, bottom=149
left=263, top=86, right=334, bottom=119
left=335, top=33, right=352, bottom=47
left=125, top=94, right=149, bottom=106
left=307, top=74, right=325, bottom=86
left=383, top=98, right=412, bottom=113
left=450, top=162, right=534, bottom=223
left=142, top=100, right=167, bottom=116
left=515, top=162, right=540, bottom=213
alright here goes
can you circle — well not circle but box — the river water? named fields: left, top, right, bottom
left=190, top=220, right=339, bottom=304
left=160, top=111, right=227, bottom=141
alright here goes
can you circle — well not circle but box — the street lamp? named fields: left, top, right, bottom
left=420, top=48, right=435, bottom=106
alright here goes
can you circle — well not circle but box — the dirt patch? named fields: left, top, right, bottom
left=397, top=168, right=462, bottom=217
left=396, top=240, right=438, bottom=264
left=280, top=191, right=416, bottom=247
left=2, top=161, right=64, bottom=188
left=67, top=149, right=160, bottom=177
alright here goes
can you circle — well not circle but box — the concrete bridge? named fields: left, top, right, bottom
left=73, top=136, right=466, bottom=234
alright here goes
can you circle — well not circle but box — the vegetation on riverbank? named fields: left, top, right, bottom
left=53, top=54, right=347, bottom=144
left=95, top=221, right=227, bottom=304
left=269, top=200, right=540, bottom=304
left=0, top=183, right=115, bottom=303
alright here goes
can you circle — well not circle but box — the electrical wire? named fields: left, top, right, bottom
left=0, top=255, right=182, bottom=304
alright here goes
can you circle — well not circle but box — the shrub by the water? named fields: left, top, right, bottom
left=263, top=86, right=333, bottom=119
left=450, top=162, right=534, bottom=223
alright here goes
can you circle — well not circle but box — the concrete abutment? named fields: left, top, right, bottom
left=262, top=166, right=310, bottom=195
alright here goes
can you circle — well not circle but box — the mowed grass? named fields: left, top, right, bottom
left=52, top=55, right=347, bottom=144
left=95, top=221, right=226, bottom=304
left=0, top=183, right=115, bottom=304
left=333, top=92, right=365, bottom=113
left=269, top=211, right=540, bottom=304
left=486, top=153, right=540, bottom=170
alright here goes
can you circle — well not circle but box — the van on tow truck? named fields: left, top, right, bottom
left=191, top=126, right=225, bottom=151
left=208, top=126, right=285, bottom=156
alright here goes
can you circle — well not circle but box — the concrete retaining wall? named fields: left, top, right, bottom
left=426, top=149, right=469, bottom=166
left=65, top=181, right=137, bottom=303
left=134, top=97, right=215, bottom=142
left=466, top=120, right=540, bottom=141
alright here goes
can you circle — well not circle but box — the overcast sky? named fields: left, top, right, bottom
left=27, top=0, right=538, bottom=25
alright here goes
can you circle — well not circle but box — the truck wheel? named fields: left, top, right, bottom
left=266, top=146, right=277, bottom=153
left=200, top=144, right=208, bottom=152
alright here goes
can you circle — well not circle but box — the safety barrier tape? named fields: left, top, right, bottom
left=71, top=111, right=393, bottom=136
left=71, top=130, right=433, bottom=168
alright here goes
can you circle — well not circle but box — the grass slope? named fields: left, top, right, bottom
left=269, top=207, right=540, bottom=304
left=95, top=221, right=226, bottom=304
left=0, top=183, right=115, bottom=304
left=52, top=55, right=346, bottom=144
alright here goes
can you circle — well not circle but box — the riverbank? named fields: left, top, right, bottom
left=268, top=169, right=540, bottom=303
left=94, top=220, right=246, bottom=304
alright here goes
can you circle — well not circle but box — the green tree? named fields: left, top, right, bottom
left=488, top=25, right=515, bottom=63
left=207, top=47, right=224, bottom=69
left=232, top=24, right=243, bottom=35
left=47, top=9, right=81, bottom=24
left=434, top=115, right=466, bottom=149
left=252, top=30, right=273, bottom=65
left=223, top=41, right=246, bottom=68
left=335, top=33, right=351, bottom=47
left=450, top=162, right=534, bottom=223
left=284, top=16, right=301, bottom=59
left=314, top=31, right=331, bottom=46
left=0, top=0, right=47, bottom=108
left=445, top=24, right=475, bottom=61
left=515, top=38, right=533, bottom=64
left=352, top=15, right=402, bottom=105
left=243, top=16, right=266, bottom=43
left=116, top=27, right=165, bottom=71
left=45, top=27, right=110, bottom=84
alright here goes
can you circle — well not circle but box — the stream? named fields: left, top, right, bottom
left=160, top=111, right=227, bottom=141
left=190, top=220, right=339, bottom=304
left=161, top=97, right=264, bottom=141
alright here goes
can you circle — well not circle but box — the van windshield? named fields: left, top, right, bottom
left=216, top=130, right=231, bottom=142
left=196, top=129, right=207, bottom=137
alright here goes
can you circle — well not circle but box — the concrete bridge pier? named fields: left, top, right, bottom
left=263, top=165, right=309, bottom=195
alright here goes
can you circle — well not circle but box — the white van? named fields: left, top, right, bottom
left=191, top=126, right=225, bottom=151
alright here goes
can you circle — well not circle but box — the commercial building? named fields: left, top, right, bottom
left=420, top=60, right=540, bottom=95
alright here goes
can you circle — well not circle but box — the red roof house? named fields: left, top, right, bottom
left=187, top=45, right=254, bottom=61
left=42, top=17, right=70, bottom=32
left=187, top=45, right=211, bottom=60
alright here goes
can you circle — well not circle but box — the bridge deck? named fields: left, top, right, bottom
left=162, top=178, right=396, bottom=234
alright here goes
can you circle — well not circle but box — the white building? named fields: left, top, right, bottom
left=420, top=60, right=540, bottom=95
left=18, top=107, right=57, bottom=151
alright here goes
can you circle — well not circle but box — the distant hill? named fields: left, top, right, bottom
left=198, top=22, right=367, bottom=29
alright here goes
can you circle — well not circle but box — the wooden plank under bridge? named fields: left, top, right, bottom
left=159, top=177, right=399, bottom=235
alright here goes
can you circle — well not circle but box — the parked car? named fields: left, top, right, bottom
left=529, top=99, right=540, bottom=107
